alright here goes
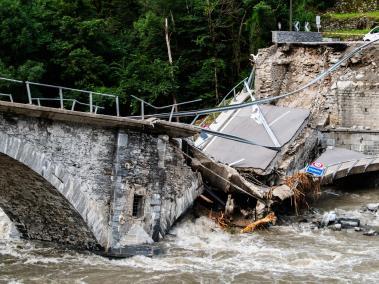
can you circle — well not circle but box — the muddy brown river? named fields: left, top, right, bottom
left=1, top=186, right=379, bottom=283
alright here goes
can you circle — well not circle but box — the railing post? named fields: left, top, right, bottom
left=246, top=67, right=255, bottom=89
left=169, top=105, right=175, bottom=122
left=89, top=92, right=93, bottom=113
left=141, top=101, right=144, bottom=120
left=233, top=88, right=236, bottom=100
left=115, top=96, right=120, bottom=116
left=26, top=82, right=32, bottom=104
left=95, top=106, right=99, bottom=114
left=37, top=98, right=41, bottom=106
left=191, top=114, right=200, bottom=125
left=59, top=88, right=64, bottom=109
left=71, top=100, right=76, bottom=111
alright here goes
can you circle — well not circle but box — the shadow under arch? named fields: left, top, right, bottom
left=0, top=134, right=109, bottom=250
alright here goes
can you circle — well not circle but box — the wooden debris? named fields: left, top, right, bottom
left=285, top=172, right=321, bottom=215
left=240, top=212, right=277, bottom=233
left=209, top=211, right=229, bottom=229
left=199, top=194, right=213, bottom=204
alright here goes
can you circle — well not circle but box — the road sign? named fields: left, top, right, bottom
left=306, top=161, right=325, bottom=177
left=311, top=161, right=324, bottom=168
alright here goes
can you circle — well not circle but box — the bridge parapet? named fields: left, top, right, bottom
left=317, top=150, right=379, bottom=185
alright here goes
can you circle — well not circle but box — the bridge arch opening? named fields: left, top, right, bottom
left=333, top=171, right=379, bottom=190
left=0, top=153, right=100, bottom=249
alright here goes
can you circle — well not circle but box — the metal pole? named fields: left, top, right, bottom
left=115, top=96, right=120, bottom=116
left=26, top=82, right=32, bottom=104
left=169, top=105, right=175, bottom=122
left=191, top=114, right=200, bottom=125
left=233, top=88, right=236, bottom=100
left=59, top=88, right=64, bottom=109
left=89, top=92, right=93, bottom=113
left=71, top=100, right=76, bottom=111
left=141, top=101, right=144, bottom=120
left=289, top=0, right=293, bottom=31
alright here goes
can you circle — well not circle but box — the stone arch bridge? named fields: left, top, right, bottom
left=0, top=101, right=202, bottom=256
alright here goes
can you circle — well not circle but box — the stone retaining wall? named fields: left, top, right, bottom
left=323, top=130, right=379, bottom=156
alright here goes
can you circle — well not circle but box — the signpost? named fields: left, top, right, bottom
left=306, top=161, right=325, bottom=177
left=316, top=15, right=321, bottom=32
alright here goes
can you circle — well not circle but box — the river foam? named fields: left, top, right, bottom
left=1, top=187, right=379, bottom=283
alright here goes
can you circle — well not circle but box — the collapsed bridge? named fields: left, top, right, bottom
left=0, top=39, right=378, bottom=256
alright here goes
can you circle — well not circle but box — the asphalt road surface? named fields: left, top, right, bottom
left=203, top=105, right=309, bottom=170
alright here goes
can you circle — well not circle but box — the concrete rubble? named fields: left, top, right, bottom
left=187, top=41, right=379, bottom=232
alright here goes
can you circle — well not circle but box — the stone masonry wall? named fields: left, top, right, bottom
left=337, top=91, right=379, bottom=128
left=110, top=132, right=202, bottom=248
left=0, top=111, right=202, bottom=251
left=0, top=112, right=116, bottom=248
left=255, top=43, right=379, bottom=130
left=323, top=130, right=379, bottom=156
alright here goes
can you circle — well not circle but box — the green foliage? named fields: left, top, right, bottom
left=247, top=1, right=275, bottom=53
left=325, top=11, right=379, bottom=21
left=0, top=0, right=334, bottom=115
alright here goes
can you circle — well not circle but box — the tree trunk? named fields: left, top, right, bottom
left=164, top=17, right=179, bottom=122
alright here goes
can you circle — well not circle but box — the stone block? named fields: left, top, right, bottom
left=272, top=31, right=322, bottom=43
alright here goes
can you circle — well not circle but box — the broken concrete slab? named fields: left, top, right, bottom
left=202, top=105, right=309, bottom=170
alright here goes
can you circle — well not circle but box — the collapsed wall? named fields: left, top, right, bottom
left=254, top=42, right=379, bottom=165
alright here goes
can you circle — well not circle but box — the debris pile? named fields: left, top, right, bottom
left=284, top=173, right=321, bottom=214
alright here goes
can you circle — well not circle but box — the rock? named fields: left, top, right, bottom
left=272, top=185, right=293, bottom=201
left=350, top=57, right=360, bottom=64
left=366, top=203, right=379, bottom=212
left=337, top=80, right=354, bottom=90
left=332, top=223, right=342, bottom=231
left=355, top=73, right=365, bottom=80
left=363, top=229, right=378, bottom=236
left=354, top=227, right=362, bottom=232
left=321, top=211, right=336, bottom=227
left=337, top=218, right=360, bottom=229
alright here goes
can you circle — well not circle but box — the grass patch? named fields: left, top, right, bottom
left=323, top=29, right=370, bottom=36
left=325, top=10, right=379, bottom=21
left=323, top=29, right=370, bottom=40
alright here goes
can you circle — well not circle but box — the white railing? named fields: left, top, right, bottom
left=192, top=68, right=255, bottom=127
left=0, top=77, right=118, bottom=115
left=130, top=95, right=202, bottom=122
left=0, top=93, right=13, bottom=102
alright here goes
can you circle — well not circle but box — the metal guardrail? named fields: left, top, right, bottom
left=190, top=76, right=253, bottom=127
left=0, top=77, right=118, bottom=115
left=321, top=155, right=379, bottom=181
left=0, top=93, right=13, bottom=102
left=323, top=156, right=379, bottom=170
left=134, top=38, right=379, bottom=121
left=130, top=95, right=202, bottom=122
left=32, top=98, right=104, bottom=113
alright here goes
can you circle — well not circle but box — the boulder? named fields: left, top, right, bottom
left=321, top=211, right=337, bottom=227
left=366, top=203, right=379, bottom=212
left=337, top=218, right=360, bottom=228
left=363, top=229, right=378, bottom=236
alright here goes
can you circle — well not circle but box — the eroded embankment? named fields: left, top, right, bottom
left=253, top=42, right=379, bottom=176
left=189, top=42, right=379, bottom=231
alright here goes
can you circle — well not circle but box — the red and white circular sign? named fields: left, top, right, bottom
left=311, top=161, right=324, bottom=169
